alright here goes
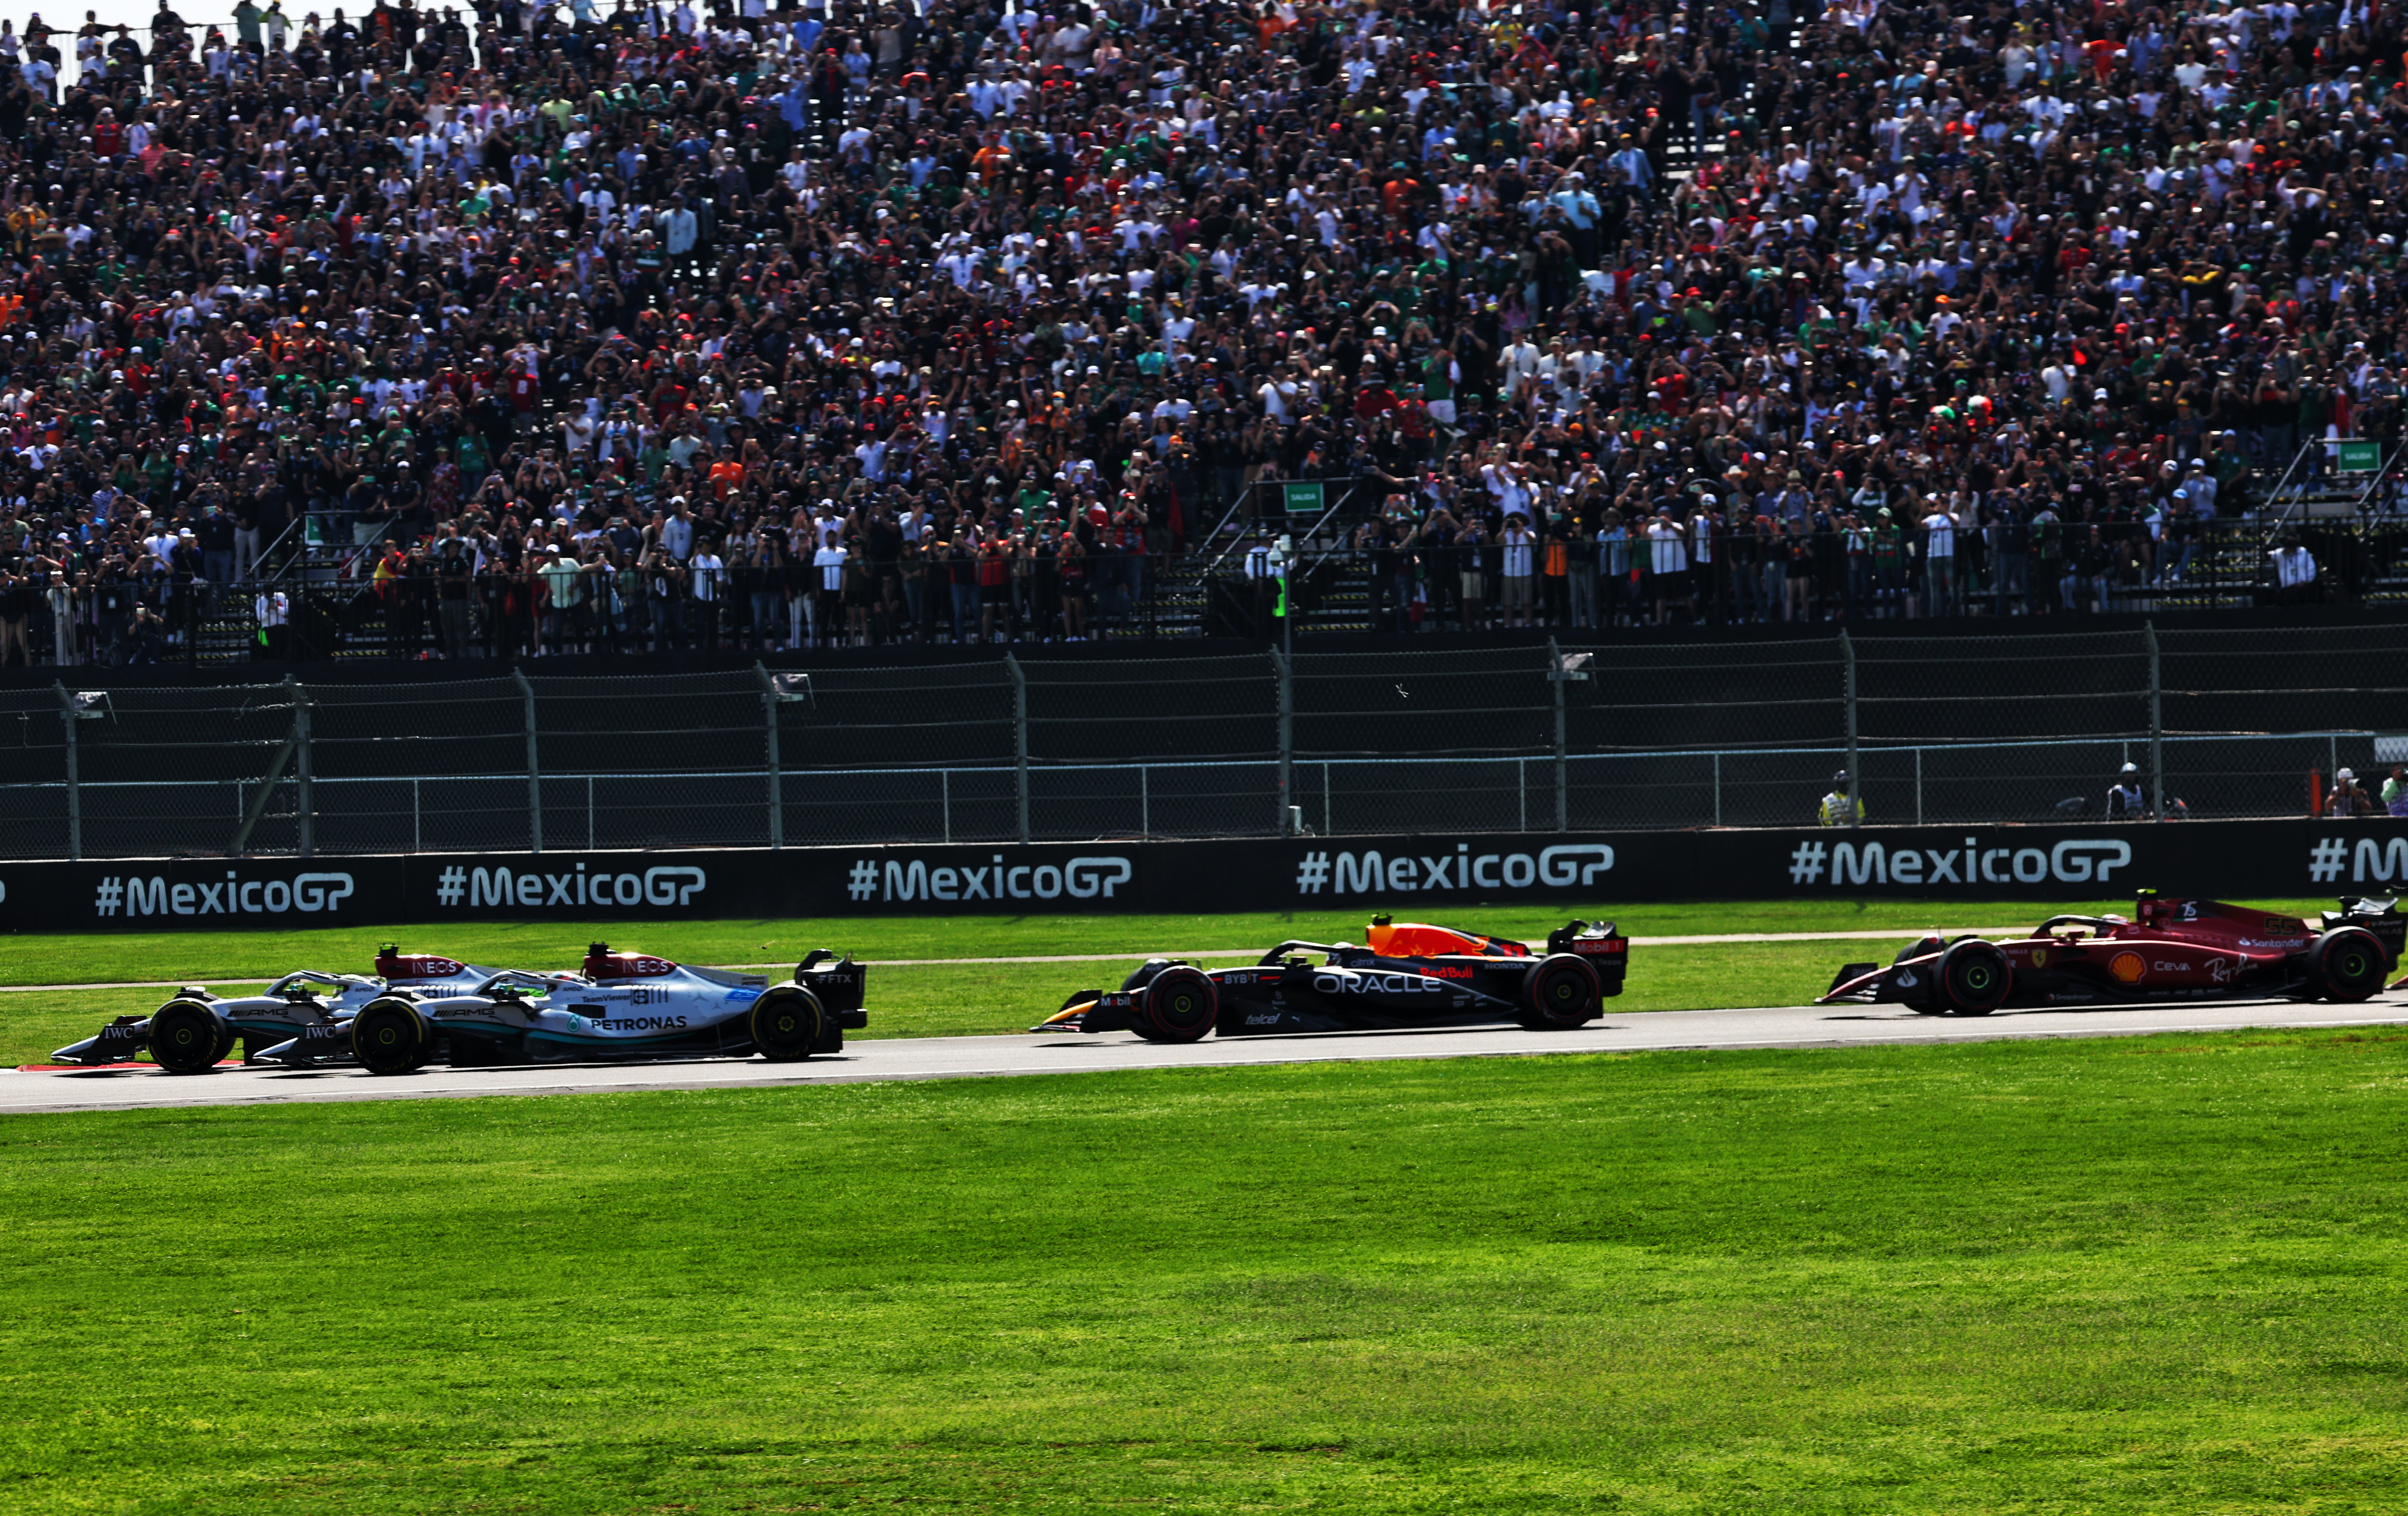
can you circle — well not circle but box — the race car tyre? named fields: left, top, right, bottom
left=149, top=1000, right=228, bottom=1074
left=2307, top=927, right=2388, bottom=1003
left=750, top=986, right=827, bottom=1061
left=1519, top=953, right=1603, bottom=1029
left=1936, top=940, right=2012, bottom=1017
left=351, top=998, right=432, bottom=1075
left=1120, top=961, right=1178, bottom=1040
left=1141, top=965, right=1219, bottom=1042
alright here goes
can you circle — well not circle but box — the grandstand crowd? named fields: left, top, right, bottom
left=0, top=0, right=2396, bottom=661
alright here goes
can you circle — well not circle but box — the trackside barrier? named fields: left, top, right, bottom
left=1, top=819, right=2400, bottom=932
left=0, top=729, right=2394, bottom=862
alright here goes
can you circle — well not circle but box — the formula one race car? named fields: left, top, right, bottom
left=1033, top=916, right=1627, bottom=1042
left=50, top=947, right=503, bottom=1072
left=347, top=943, right=869, bottom=1074
left=1818, top=892, right=2405, bottom=1016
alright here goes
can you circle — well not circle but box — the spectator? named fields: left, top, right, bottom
left=0, top=0, right=2390, bottom=661
left=435, top=538, right=475, bottom=660
left=814, top=534, right=850, bottom=650
left=2107, top=762, right=2146, bottom=821
left=1498, top=510, right=1535, bottom=629
left=2270, top=534, right=2319, bottom=607
left=1646, top=508, right=1688, bottom=627
left=1920, top=496, right=1957, bottom=619
left=2385, top=765, right=2408, bottom=819
left=2327, top=768, right=2376, bottom=819
left=1818, top=770, right=1863, bottom=827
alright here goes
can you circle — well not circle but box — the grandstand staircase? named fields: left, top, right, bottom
left=1142, top=487, right=1383, bottom=637
left=193, top=598, right=259, bottom=666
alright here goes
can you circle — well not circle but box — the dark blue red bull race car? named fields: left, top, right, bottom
left=1034, top=915, right=1627, bottom=1042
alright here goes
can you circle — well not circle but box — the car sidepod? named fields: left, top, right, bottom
left=471, top=967, right=772, bottom=1063
left=394, top=952, right=871, bottom=1068
left=1209, top=954, right=1533, bottom=1035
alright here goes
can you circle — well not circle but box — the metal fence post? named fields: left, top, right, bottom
left=1548, top=639, right=1568, bottom=832
left=53, top=682, right=78, bottom=862
left=1272, top=648, right=1293, bottom=835
left=756, top=661, right=783, bottom=850
left=1839, top=630, right=1859, bottom=827
left=289, top=675, right=313, bottom=859
left=513, top=668, right=542, bottom=855
left=1006, top=655, right=1029, bottom=844
left=2145, top=622, right=2164, bottom=822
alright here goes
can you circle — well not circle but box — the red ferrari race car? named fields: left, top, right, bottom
left=1819, top=891, right=2405, bottom=1016
left=1034, top=915, right=1627, bottom=1041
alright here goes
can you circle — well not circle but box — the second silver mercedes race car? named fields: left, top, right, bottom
left=51, top=947, right=502, bottom=1072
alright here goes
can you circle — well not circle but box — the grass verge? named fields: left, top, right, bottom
left=4, top=1029, right=2407, bottom=1512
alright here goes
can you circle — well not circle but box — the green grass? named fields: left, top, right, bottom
left=6, top=1030, right=2408, bottom=1512
left=0, top=896, right=2341, bottom=987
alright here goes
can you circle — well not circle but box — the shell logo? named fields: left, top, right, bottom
left=2109, top=951, right=2147, bottom=984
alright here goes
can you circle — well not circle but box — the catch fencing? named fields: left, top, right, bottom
left=3, top=626, right=2405, bottom=860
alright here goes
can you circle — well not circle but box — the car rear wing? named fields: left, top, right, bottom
left=2326, top=898, right=2404, bottom=968
left=794, top=950, right=868, bottom=1024
left=1546, top=919, right=1629, bottom=994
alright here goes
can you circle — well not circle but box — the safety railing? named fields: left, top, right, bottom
left=2, top=730, right=2399, bottom=861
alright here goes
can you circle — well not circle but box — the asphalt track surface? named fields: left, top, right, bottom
left=6, top=997, right=2406, bottom=1115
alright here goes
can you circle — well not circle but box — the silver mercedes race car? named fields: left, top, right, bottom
left=347, top=943, right=869, bottom=1073
left=51, top=947, right=502, bottom=1072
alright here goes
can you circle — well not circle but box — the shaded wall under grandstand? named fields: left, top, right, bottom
left=2, top=623, right=2405, bottom=860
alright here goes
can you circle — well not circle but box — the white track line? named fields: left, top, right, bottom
left=0, top=929, right=2029, bottom=996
